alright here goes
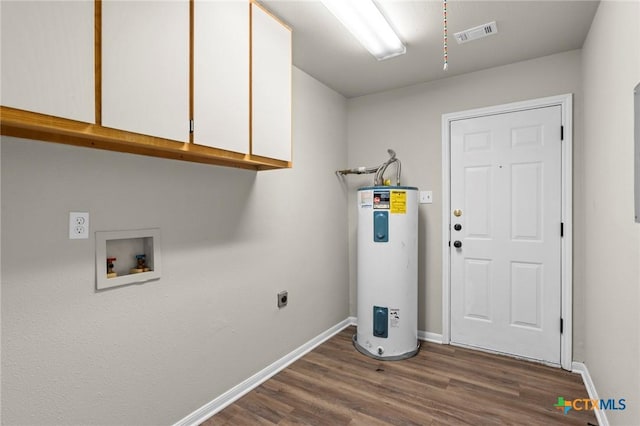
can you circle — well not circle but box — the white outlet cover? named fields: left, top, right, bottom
left=69, top=212, right=89, bottom=239
left=419, top=191, right=433, bottom=204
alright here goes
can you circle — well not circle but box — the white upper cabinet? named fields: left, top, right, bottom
left=101, top=0, right=189, bottom=142
left=193, top=1, right=250, bottom=154
left=251, top=3, right=292, bottom=162
left=0, top=0, right=95, bottom=123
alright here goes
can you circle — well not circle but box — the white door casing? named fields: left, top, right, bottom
left=442, top=94, right=573, bottom=369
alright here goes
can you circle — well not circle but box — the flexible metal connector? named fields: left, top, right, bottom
left=336, top=149, right=402, bottom=186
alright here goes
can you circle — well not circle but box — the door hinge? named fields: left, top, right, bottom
left=560, top=222, right=564, bottom=237
left=189, top=119, right=194, bottom=134
left=560, top=318, right=564, bottom=334
left=560, top=125, right=564, bottom=141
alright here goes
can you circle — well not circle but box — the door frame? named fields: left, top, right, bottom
left=441, top=94, right=573, bottom=370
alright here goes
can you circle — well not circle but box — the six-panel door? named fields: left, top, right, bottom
left=450, top=106, right=562, bottom=364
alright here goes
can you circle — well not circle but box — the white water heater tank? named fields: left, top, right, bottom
left=354, top=186, right=419, bottom=360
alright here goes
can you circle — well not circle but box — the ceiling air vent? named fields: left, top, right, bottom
left=454, top=21, right=498, bottom=44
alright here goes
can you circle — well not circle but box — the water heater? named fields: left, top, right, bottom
left=354, top=186, right=419, bottom=360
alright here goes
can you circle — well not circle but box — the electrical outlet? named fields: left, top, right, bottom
left=69, top=212, right=89, bottom=239
left=419, top=191, right=433, bottom=204
left=278, top=291, right=288, bottom=308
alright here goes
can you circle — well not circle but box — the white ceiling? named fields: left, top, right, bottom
left=262, top=0, right=600, bottom=98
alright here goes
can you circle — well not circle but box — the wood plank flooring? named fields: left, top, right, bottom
left=203, top=326, right=597, bottom=425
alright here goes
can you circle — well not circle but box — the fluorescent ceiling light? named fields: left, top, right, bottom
left=320, top=0, right=406, bottom=61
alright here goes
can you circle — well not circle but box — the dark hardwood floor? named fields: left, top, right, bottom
left=203, top=326, right=597, bottom=425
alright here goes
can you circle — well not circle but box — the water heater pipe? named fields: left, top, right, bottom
left=336, top=149, right=402, bottom=186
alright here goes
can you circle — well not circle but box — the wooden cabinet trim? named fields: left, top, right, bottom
left=250, top=0, right=291, bottom=31
left=95, top=0, right=102, bottom=125
left=0, top=106, right=290, bottom=171
left=189, top=0, right=194, bottom=144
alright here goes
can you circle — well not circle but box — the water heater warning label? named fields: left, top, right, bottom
left=390, top=308, right=400, bottom=328
left=373, top=191, right=390, bottom=209
left=360, top=190, right=373, bottom=208
left=390, top=191, right=407, bottom=214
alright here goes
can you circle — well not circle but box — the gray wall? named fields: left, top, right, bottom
left=582, top=1, right=640, bottom=423
left=346, top=50, right=585, bottom=356
left=0, top=67, right=349, bottom=425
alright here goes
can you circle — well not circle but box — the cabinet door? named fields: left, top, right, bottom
left=193, top=1, right=249, bottom=153
left=101, top=0, right=189, bottom=142
left=0, top=1, right=94, bottom=123
left=251, top=3, right=292, bottom=162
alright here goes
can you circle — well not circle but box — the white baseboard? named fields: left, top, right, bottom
left=572, top=361, right=609, bottom=426
left=173, top=317, right=354, bottom=426
left=418, top=330, right=443, bottom=344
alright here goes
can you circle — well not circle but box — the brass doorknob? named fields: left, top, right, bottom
left=453, top=209, right=462, bottom=217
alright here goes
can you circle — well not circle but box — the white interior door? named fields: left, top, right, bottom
left=450, top=106, right=562, bottom=364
